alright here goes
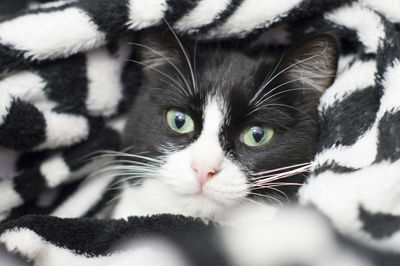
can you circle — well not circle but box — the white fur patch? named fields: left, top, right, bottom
left=0, top=72, right=45, bottom=124
left=0, top=8, right=106, bottom=60
left=379, top=59, right=400, bottom=116
left=85, top=42, right=131, bottom=117
left=40, top=155, right=70, bottom=188
left=300, top=160, right=400, bottom=236
left=362, top=0, right=400, bottom=23
left=174, top=0, right=231, bottom=32
left=314, top=59, right=379, bottom=169
left=35, top=112, right=89, bottom=150
left=106, top=115, right=128, bottom=133
left=313, top=125, right=378, bottom=169
left=0, top=71, right=59, bottom=115
left=336, top=54, right=357, bottom=73
left=1, top=229, right=45, bottom=261
left=319, top=60, right=376, bottom=111
left=52, top=170, right=114, bottom=218
left=28, top=0, right=78, bottom=10
left=127, top=0, right=167, bottom=30
left=0, top=71, right=47, bottom=103
left=190, top=99, right=224, bottom=168
left=208, top=0, right=301, bottom=37
left=314, top=60, right=400, bottom=170
left=315, top=60, right=400, bottom=169
left=326, top=3, right=385, bottom=53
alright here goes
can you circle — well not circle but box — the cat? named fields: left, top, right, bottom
left=107, top=29, right=339, bottom=220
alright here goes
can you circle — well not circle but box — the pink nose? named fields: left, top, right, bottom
left=191, top=163, right=217, bottom=187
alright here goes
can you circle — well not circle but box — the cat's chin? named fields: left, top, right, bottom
left=181, top=193, right=236, bottom=219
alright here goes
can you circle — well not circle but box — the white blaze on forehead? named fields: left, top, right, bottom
left=191, top=98, right=225, bottom=166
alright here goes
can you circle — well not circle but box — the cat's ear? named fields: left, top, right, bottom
left=279, top=34, right=340, bottom=94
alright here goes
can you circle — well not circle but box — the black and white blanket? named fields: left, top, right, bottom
left=1, top=0, right=400, bottom=265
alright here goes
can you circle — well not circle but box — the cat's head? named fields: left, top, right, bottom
left=121, top=30, right=339, bottom=219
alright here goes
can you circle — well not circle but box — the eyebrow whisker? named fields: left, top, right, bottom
left=129, top=42, right=193, bottom=98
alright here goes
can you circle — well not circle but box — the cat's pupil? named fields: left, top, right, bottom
left=252, top=126, right=264, bottom=143
left=174, top=112, right=186, bottom=129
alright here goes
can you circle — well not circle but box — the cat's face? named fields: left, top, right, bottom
left=121, top=31, right=339, bottom=219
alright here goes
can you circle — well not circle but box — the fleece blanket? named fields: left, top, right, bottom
left=1, top=0, right=400, bottom=265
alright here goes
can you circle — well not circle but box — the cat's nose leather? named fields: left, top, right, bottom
left=191, top=163, right=216, bottom=187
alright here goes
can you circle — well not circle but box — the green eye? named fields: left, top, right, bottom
left=240, top=125, right=274, bottom=147
left=166, top=109, right=194, bottom=134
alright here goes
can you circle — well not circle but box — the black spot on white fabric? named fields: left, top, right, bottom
left=17, top=151, right=51, bottom=171
left=376, top=111, right=400, bottom=162
left=319, top=86, right=380, bottom=150
left=360, top=207, right=400, bottom=239
left=14, top=168, right=46, bottom=202
left=118, top=51, right=142, bottom=112
left=0, top=0, right=28, bottom=16
left=0, top=44, right=28, bottom=71
left=79, top=0, right=130, bottom=40
left=313, top=161, right=357, bottom=175
left=38, top=54, right=88, bottom=115
left=0, top=99, right=46, bottom=150
left=197, top=0, right=244, bottom=34
left=165, top=0, right=199, bottom=24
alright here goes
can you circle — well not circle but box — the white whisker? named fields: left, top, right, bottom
left=250, top=185, right=289, bottom=199
left=250, top=46, right=328, bottom=105
left=93, top=150, right=165, bottom=163
left=247, top=192, right=283, bottom=205
left=252, top=169, right=310, bottom=184
left=112, top=174, right=156, bottom=186
left=241, top=196, right=271, bottom=208
left=127, top=58, right=188, bottom=96
left=254, top=74, right=334, bottom=108
left=251, top=162, right=311, bottom=176
left=129, top=42, right=193, bottom=98
left=252, top=182, right=303, bottom=188
left=250, top=51, right=286, bottom=103
left=164, top=18, right=196, bottom=93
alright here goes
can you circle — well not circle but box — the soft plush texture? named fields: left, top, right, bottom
left=1, top=0, right=400, bottom=265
